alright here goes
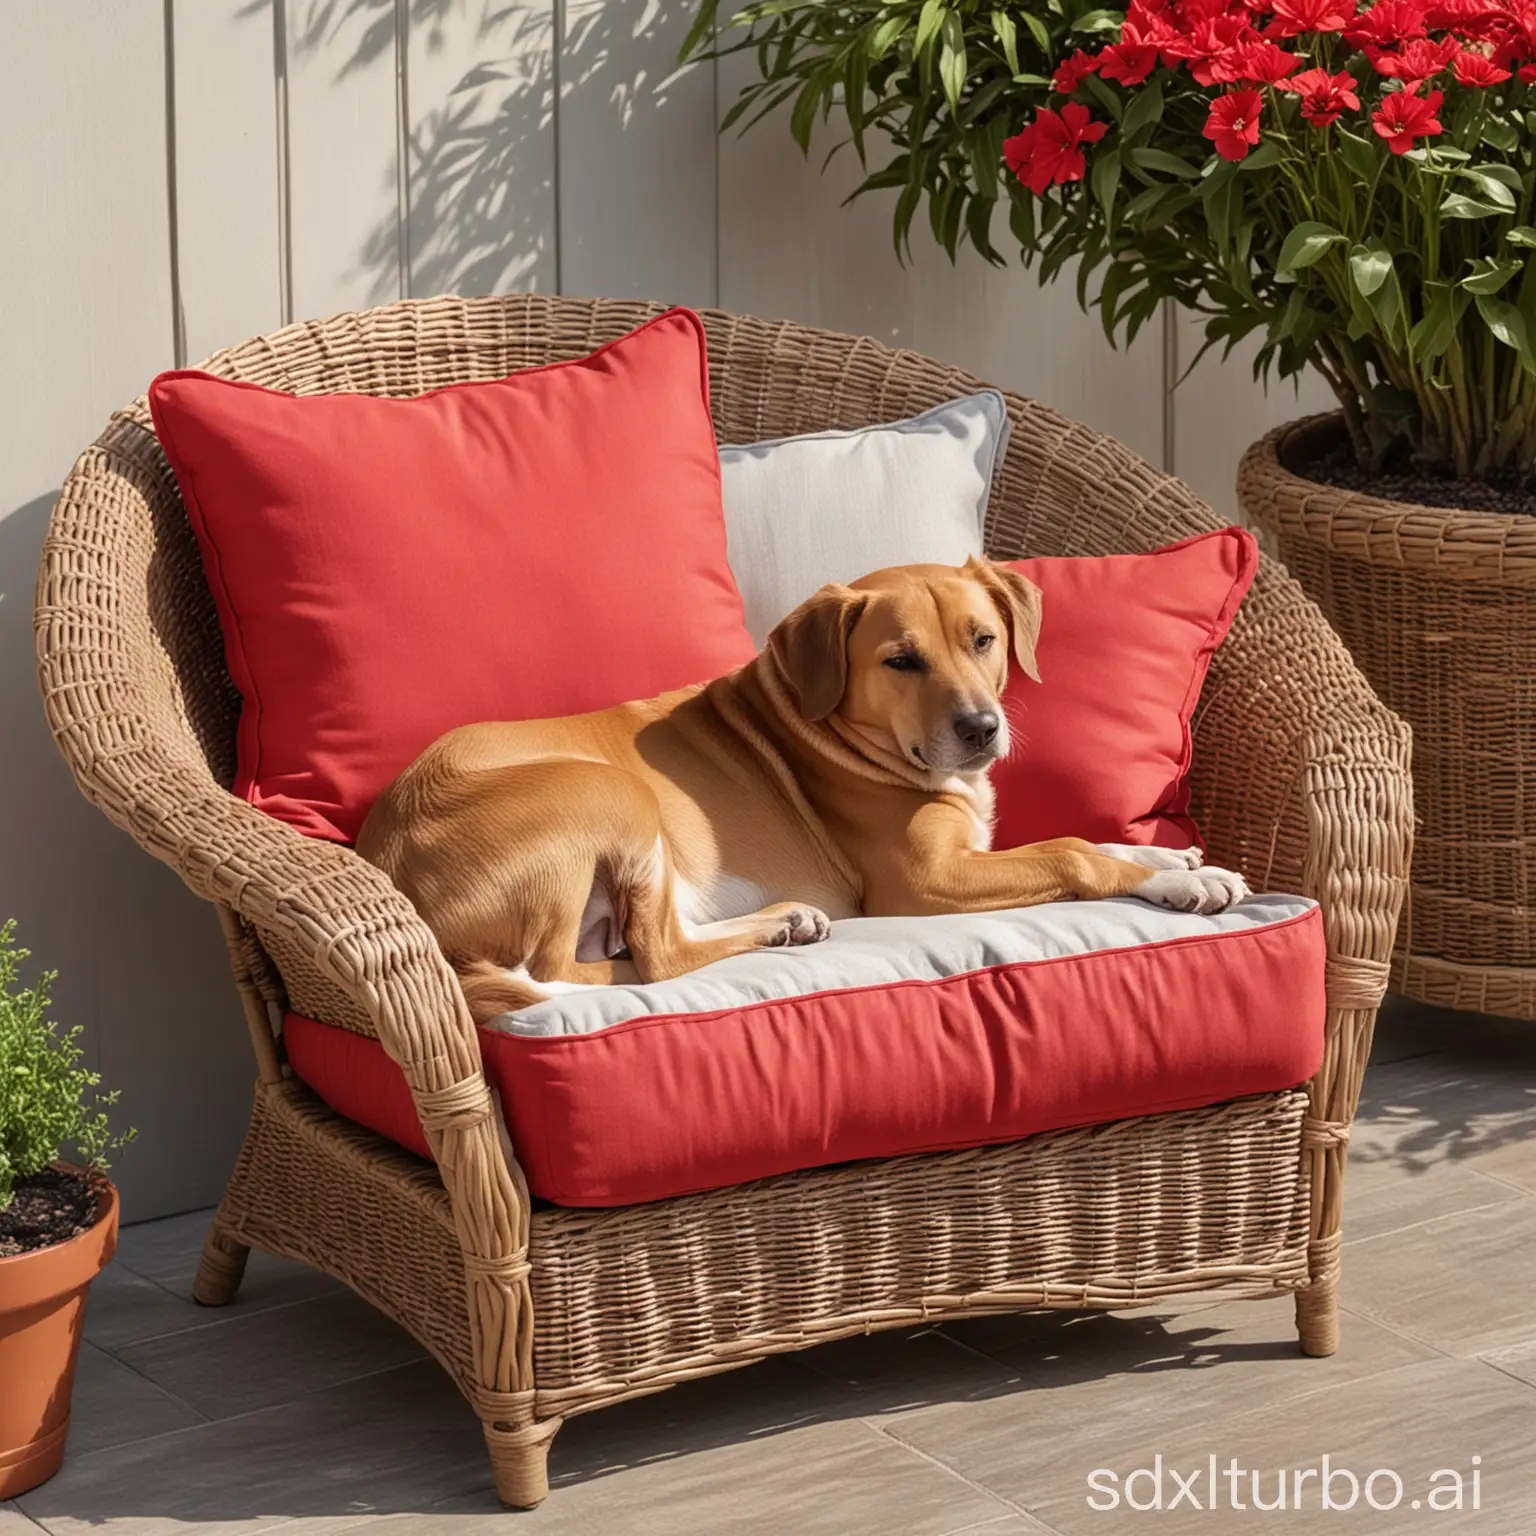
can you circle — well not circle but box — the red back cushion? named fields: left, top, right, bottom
left=150, top=309, right=755, bottom=843
left=992, top=528, right=1258, bottom=851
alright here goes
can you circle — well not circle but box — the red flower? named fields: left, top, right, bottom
left=1097, top=25, right=1164, bottom=85
left=1371, top=84, right=1443, bottom=153
left=1004, top=103, right=1110, bottom=195
left=1424, top=0, right=1497, bottom=30
left=1052, top=48, right=1102, bottom=93
left=1278, top=66, right=1362, bottom=125
left=1220, top=36, right=1304, bottom=81
left=1345, top=0, right=1428, bottom=48
left=1453, top=45, right=1512, bottom=82
left=1521, top=60, right=1536, bottom=78
left=1268, top=0, right=1355, bottom=35
left=1175, top=14, right=1255, bottom=83
left=1369, top=35, right=1459, bottom=81
left=1203, top=88, right=1265, bottom=159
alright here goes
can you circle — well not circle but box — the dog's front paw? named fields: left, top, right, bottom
left=764, top=904, right=832, bottom=946
left=1136, top=866, right=1250, bottom=914
left=1097, top=843, right=1204, bottom=871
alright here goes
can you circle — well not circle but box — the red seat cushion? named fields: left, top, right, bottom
left=992, top=528, right=1259, bottom=852
left=284, top=895, right=1326, bottom=1207
left=149, top=309, right=755, bottom=843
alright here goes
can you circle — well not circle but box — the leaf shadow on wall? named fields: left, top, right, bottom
left=288, top=0, right=714, bottom=304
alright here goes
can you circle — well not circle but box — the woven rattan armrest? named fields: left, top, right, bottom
left=984, top=393, right=1413, bottom=1355
left=37, top=415, right=537, bottom=1434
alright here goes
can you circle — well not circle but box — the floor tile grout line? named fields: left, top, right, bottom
left=49, top=1356, right=441, bottom=1469
left=1342, top=1193, right=1532, bottom=1250
left=1335, top=1298, right=1488, bottom=1364
left=0, top=1500, right=46, bottom=1534
left=94, top=1281, right=353, bottom=1355
left=80, top=1336, right=215, bottom=1429
left=936, top=1514, right=1046, bottom=1536
left=1477, top=1353, right=1536, bottom=1393
left=867, top=1416, right=1058, bottom=1531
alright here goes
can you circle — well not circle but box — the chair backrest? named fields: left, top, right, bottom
left=44, top=295, right=1067, bottom=804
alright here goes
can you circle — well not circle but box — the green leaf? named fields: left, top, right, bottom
left=1092, top=150, right=1121, bottom=221
left=967, top=189, right=1002, bottom=263
left=869, top=14, right=909, bottom=59
left=1462, top=257, right=1522, bottom=295
left=1070, top=8, right=1122, bottom=33
left=788, top=71, right=825, bottom=154
left=1456, top=167, right=1518, bottom=210
left=1275, top=221, right=1344, bottom=281
left=915, top=0, right=946, bottom=58
left=1477, top=293, right=1536, bottom=368
left=991, top=10, right=1020, bottom=75
left=1120, top=79, right=1163, bottom=140
left=1349, top=240, right=1393, bottom=298
left=1334, top=129, right=1379, bottom=185
left=1021, top=11, right=1052, bottom=54
left=1441, top=191, right=1510, bottom=219
left=1507, top=226, right=1536, bottom=249
left=1238, top=138, right=1283, bottom=173
left=939, top=13, right=968, bottom=116
left=1082, top=72, right=1123, bottom=121
left=1123, top=180, right=1173, bottom=220
left=1409, top=284, right=1464, bottom=361
left=1128, top=147, right=1199, bottom=179
left=678, top=0, right=720, bottom=65
left=1008, top=182, right=1037, bottom=250
left=1482, top=118, right=1520, bottom=153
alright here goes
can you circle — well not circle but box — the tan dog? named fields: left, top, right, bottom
left=358, top=558, right=1250, bottom=1022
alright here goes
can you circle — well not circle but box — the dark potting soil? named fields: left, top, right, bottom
left=1292, top=441, right=1536, bottom=518
left=0, top=1166, right=98, bottom=1257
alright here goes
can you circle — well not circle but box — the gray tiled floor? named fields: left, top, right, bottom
left=11, top=996, right=1536, bottom=1534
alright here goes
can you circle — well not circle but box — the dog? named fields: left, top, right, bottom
left=357, top=558, right=1251, bottom=1023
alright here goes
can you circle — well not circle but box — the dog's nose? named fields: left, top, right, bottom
left=953, top=711, right=1000, bottom=751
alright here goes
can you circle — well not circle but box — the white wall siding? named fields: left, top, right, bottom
left=173, top=0, right=284, bottom=362
left=285, top=0, right=405, bottom=316
left=0, top=0, right=251, bottom=1220
left=407, top=0, right=557, bottom=298
left=4, top=0, right=1316, bottom=1219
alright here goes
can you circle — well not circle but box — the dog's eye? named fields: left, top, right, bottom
left=974, top=633, right=996, bottom=652
left=883, top=652, right=923, bottom=673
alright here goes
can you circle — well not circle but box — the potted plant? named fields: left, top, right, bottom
left=687, top=0, right=1536, bottom=1016
left=1, top=920, right=133, bottom=1496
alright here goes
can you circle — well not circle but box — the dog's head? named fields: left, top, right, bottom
left=767, top=558, right=1043, bottom=776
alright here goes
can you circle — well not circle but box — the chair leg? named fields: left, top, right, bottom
left=1296, top=1271, right=1339, bottom=1358
left=482, top=1416, right=561, bottom=1509
left=191, top=1215, right=251, bottom=1306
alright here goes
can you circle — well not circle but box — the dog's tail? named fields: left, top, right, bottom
left=454, top=958, right=548, bottom=1024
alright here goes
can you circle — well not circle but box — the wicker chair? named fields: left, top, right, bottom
left=36, top=295, right=1412, bottom=1509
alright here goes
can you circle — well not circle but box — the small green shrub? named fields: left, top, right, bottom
left=0, top=920, right=135, bottom=1209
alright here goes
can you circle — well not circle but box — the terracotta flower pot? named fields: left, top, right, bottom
left=1239, top=413, right=1536, bottom=1019
left=0, top=1171, right=118, bottom=1497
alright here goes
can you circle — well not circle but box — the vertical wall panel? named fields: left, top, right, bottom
left=557, top=0, right=716, bottom=305
left=173, top=0, right=284, bottom=361
left=1172, top=305, right=1336, bottom=519
left=406, top=0, right=556, bottom=298
left=0, top=0, right=251, bottom=1221
left=906, top=242, right=1166, bottom=472
left=716, top=56, right=1164, bottom=467
left=286, top=0, right=403, bottom=316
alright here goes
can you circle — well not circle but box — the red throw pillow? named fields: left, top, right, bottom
left=992, top=528, right=1258, bottom=851
left=150, top=309, right=755, bottom=843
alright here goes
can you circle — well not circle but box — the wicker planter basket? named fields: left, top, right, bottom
left=1240, top=412, right=1536, bottom=1020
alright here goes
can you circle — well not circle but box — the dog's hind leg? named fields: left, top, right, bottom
left=615, top=838, right=830, bottom=982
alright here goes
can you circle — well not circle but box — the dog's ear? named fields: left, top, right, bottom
left=964, top=557, right=1043, bottom=683
left=768, top=584, right=868, bottom=722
